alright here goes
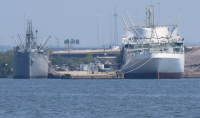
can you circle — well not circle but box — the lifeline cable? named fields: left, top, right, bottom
left=122, top=57, right=152, bottom=74
left=121, top=54, right=149, bottom=71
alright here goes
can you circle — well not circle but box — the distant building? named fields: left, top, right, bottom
left=80, top=64, right=89, bottom=71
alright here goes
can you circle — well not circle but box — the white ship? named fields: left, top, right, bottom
left=121, top=5, right=184, bottom=79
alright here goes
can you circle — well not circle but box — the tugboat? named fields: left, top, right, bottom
left=13, top=20, right=51, bottom=78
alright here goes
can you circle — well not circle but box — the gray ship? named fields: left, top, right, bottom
left=13, top=20, right=50, bottom=79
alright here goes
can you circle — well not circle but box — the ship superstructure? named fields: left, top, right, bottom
left=13, top=20, right=50, bottom=78
left=121, top=6, right=184, bottom=79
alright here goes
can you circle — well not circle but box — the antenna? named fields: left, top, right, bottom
left=109, top=13, right=112, bottom=46
left=113, top=6, right=118, bottom=46
left=159, top=3, right=160, bottom=24
left=136, top=2, right=138, bottom=24
left=97, top=15, right=100, bottom=49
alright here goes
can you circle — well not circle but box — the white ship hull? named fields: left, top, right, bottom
left=122, top=53, right=184, bottom=79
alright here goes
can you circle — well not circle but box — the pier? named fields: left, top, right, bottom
left=48, top=71, right=124, bottom=79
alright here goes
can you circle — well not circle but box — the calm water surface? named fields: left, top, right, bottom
left=0, top=78, right=200, bottom=118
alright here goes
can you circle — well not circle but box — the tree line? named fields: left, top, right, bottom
left=0, top=50, right=13, bottom=78
left=0, top=50, right=94, bottom=78
left=50, top=53, right=93, bottom=68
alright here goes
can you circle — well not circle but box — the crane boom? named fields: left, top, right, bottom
left=121, top=16, right=129, bottom=31
left=18, top=34, right=24, bottom=49
left=39, top=36, right=51, bottom=50
left=125, top=11, right=149, bottom=44
left=169, top=10, right=181, bottom=38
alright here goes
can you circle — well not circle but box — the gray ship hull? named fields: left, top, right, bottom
left=122, top=53, right=184, bottom=79
left=13, top=51, right=49, bottom=79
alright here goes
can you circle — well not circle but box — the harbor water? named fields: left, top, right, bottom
left=0, top=78, right=200, bottom=117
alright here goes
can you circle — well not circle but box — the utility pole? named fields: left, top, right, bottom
left=113, top=6, right=118, bottom=46
left=55, top=37, right=60, bottom=48
left=109, top=13, right=112, bottom=46
left=97, top=15, right=100, bottom=49
left=159, top=3, right=160, bottom=24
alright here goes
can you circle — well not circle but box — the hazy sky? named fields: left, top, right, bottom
left=0, top=0, right=199, bottom=47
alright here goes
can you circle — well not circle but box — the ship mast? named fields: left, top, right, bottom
left=146, top=5, right=154, bottom=28
left=26, top=20, right=32, bottom=49
left=26, top=20, right=37, bottom=49
left=35, top=29, right=38, bottom=46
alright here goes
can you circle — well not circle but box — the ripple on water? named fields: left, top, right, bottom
left=0, top=78, right=200, bottom=117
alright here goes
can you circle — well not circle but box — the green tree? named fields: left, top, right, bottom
left=0, top=50, right=13, bottom=78
left=83, top=53, right=93, bottom=64
left=50, top=53, right=93, bottom=68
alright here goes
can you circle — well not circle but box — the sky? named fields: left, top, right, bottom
left=0, top=0, right=199, bottom=48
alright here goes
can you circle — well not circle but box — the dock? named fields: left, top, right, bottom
left=183, top=73, right=200, bottom=78
left=48, top=71, right=124, bottom=79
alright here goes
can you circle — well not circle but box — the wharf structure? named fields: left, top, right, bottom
left=48, top=71, right=124, bottom=79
